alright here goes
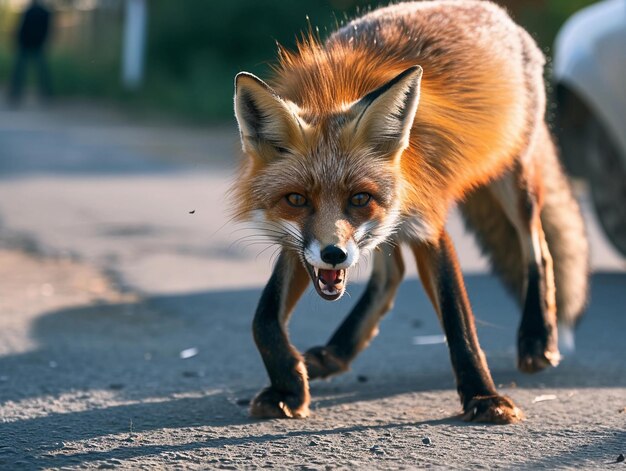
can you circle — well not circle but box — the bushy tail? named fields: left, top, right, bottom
left=460, top=147, right=590, bottom=330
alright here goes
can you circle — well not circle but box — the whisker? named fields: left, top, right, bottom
left=268, top=245, right=283, bottom=267
left=255, top=242, right=283, bottom=262
left=251, top=225, right=304, bottom=246
left=230, top=235, right=301, bottom=256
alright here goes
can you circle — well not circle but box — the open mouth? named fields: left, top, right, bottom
left=305, top=264, right=348, bottom=301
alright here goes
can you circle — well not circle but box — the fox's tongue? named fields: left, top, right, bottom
left=315, top=267, right=347, bottom=300
left=319, top=269, right=341, bottom=285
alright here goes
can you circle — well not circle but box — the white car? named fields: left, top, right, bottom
left=553, top=0, right=626, bottom=256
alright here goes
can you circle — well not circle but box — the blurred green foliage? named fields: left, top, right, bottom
left=0, top=0, right=599, bottom=122
left=142, top=0, right=373, bottom=121
left=505, top=0, right=601, bottom=51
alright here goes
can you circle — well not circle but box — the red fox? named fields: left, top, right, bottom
left=232, top=0, right=589, bottom=424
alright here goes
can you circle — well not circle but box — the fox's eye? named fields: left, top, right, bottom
left=286, top=193, right=307, bottom=207
left=350, top=192, right=371, bottom=207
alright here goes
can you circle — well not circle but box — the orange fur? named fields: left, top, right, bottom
left=233, top=1, right=544, bottom=242
left=234, top=0, right=589, bottom=424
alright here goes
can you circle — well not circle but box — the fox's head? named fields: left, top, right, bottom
left=232, top=66, right=422, bottom=300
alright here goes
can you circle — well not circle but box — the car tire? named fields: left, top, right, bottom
left=586, top=117, right=626, bottom=257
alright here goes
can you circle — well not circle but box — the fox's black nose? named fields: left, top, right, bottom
left=320, top=245, right=348, bottom=265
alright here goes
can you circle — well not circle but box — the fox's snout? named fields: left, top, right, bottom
left=300, top=237, right=358, bottom=301
left=303, top=238, right=359, bottom=270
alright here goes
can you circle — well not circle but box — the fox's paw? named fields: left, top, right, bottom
left=249, top=387, right=310, bottom=419
left=304, top=346, right=348, bottom=380
left=518, top=334, right=561, bottom=373
left=462, top=395, right=524, bottom=424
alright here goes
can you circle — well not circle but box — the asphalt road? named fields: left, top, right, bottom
left=0, top=102, right=624, bottom=470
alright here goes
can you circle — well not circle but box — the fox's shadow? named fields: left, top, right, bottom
left=0, top=274, right=625, bottom=464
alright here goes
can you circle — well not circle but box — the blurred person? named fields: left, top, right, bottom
left=7, top=0, right=53, bottom=107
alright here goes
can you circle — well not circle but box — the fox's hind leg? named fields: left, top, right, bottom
left=412, top=232, right=523, bottom=423
left=489, top=164, right=560, bottom=373
left=249, top=250, right=311, bottom=419
left=305, top=242, right=404, bottom=380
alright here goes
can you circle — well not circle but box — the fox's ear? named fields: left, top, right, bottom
left=348, top=65, right=422, bottom=157
left=234, top=72, right=304, bottom=158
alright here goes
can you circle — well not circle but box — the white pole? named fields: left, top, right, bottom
left=121, top=0, right=147, bottom=90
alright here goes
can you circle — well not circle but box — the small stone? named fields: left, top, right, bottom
left=308, top=440, right=318, bottom=446
left=369, top=445, right=385, bottom=455
left=236, top=398, right=250, bottom=406
left=179, top=347, right=199, bottom=359
left=422, top=437, right=432, bottom=445
left=617, top=454, right=625, bottom=463
left=532, top=394, right=557, bottom=403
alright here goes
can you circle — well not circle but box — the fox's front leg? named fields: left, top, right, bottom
left=305, top=243, right=405, bottom=379
left=412, top=232, right=524, bottom=424
left=250, top=250, right=310, bottom=419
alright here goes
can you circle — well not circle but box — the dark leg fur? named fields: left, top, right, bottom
left=489, top=168, right=560, bottom=373
left=250, top=251, right=310, bottom=419
left=413, top=232, right=523, bottom=424
left=305, top=243, right=404, bottom=379
left=517, top=255, right=560, bottom=372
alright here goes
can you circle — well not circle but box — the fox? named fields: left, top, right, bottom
left=231, top=0, right=589, bottom=424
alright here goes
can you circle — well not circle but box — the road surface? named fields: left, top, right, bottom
left=0, top=102, right=624, bottom=469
